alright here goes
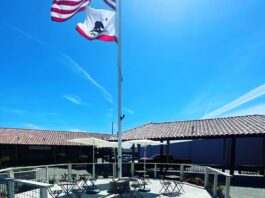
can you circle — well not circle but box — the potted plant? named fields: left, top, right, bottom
left=79, top=155, right=88, bottom=162
left=0, top=190, right=8, bottom=198
left=217, top=185, right=225, bottom=197
left=49, top=175, right=56, bottom=184
left=0, top=156, right=10, bottom=168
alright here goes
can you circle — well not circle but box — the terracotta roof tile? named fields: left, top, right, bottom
left=0, top=128, right=110, bottom=146
left=120, top=115, right=265, bottom=140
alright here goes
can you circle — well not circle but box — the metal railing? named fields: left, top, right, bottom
left=0, top=176, right=52, bottom=198
left=0, top=162, right=232, bottom=198
left=204, top=166, right=232, bottom=198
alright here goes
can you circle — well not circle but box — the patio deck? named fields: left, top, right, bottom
left=46, top=178, right=211, bottom=198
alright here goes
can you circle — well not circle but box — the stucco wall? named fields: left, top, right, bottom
left=141, top=137, right=264, bottom=167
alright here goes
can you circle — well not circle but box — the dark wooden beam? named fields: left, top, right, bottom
left=160, top=140, right=164, bottom=175
left=166, top=140, right=170, bottom=163
left=101, top=148, right=104, bottom=163
left=132, top=144, right=135, bottom=163
left=261, top=136, right=265, bottom=177
left=222, top=138, right=227, bottom=172
left=137, top=144, right=141, bottom=161
left=230, top=137, right=237, bottom=175
left=109, top=148, right=112, bottom=162
left=160, top=140, right=164, bottom=156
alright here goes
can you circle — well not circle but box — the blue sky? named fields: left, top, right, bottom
left=0, top=0, right=265, bottom=134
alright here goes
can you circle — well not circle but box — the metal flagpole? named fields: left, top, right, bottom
left=116, top=0, right=123, bottom=179
left=93, top=144, right=95, bottom=179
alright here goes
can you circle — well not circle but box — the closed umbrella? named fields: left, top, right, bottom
left=100, top=141, right=131, bottom=178
left=68, top=137, right=116, bottom=193
left=125, top=139, right=161, bottom=192
left=68, top=138, right=126, bottom=176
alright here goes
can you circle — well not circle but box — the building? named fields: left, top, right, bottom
left=119, top=114, right=265, bottom=175
left=0, top=114, right=264, bottom=175
left=0, top=128, right=111, bottom=167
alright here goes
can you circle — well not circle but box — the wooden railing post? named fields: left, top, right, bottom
left=154, top=163, right=157, bottom=179
left=45, top=166, right=49, bottom=183
left=68, top=164, right=72, bottom=180
left=204, top=167, right=209, bottom=188
left=131, top=161, right=134, bottom=177
left=213, top=172, right=218, bottom=197
left=112, top=163, right=116, bottom=178
left=7, top=169, right=14, bottom=198
left=180, top=164, right=184, bottom=181
left=92, top=163, right=95, bottom=179
left=225, top=176, right=231, bottom=198
left=7, top=180, right=14, bottom=198
left=40, top=187, right=48, bottom=198
left=8, top=169, right=14, bottom=178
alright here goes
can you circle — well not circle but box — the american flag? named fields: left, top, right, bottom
left=104, top=0, right=116, bottom=10
left=51, top=0, right=91, bottom=22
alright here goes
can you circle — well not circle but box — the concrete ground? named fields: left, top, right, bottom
left=47, top=178, right=211, bottom=198
left=230, top=186, right=265, bottom=198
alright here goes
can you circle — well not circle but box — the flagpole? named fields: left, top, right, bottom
left=116, top=0, right=123, bottom=179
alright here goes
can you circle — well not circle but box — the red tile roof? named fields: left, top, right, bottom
left=120, top=115, right=265, bottom=140
left=1, top=115, right=264, bottom=145
left=0, top=128, right=111, bottom=146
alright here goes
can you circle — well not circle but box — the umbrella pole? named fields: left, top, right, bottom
left=114, top=147, right=116, bottom=178
left=139, top=145, right=150, bottom=192
left=144, top=146, right=146, bottom=181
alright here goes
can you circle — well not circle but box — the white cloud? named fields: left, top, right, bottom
left=123, top=107, right=134, bottom=115
left=106, top=108, right=114, bottom=119
left=202, top=84, right=265, bottom=118
left=25, top=123, right=42, bottom=130
left=69, top=128, right=83, bottom=132
left=223, top=103, right=265, bottom=117
left=63, top=95, right=86, bottom=105
left=62, top=54, right=113, bottom=104
left=0, top=106, right=24, bottom=115
left=2, top=21, right=53, bottom=51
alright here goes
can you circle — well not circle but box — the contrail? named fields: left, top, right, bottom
left=2, top=21, right=113, bottom=104
left=202, top=84, right=265, bottom=119
left=63, top=95, right=87, bottom=106
left=62, top=54, right=113, bottom=104
left=3, top=21, right=52, bottom=50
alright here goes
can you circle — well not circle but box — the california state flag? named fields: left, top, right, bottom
left=76, top=7, right=116, bottom=42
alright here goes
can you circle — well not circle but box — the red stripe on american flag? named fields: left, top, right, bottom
left=51, top=7, right=86, bottom=22
left=52, top=0, right=89, bottom=6
left=51, top=0, right=90, bottom=22
left=51, top=6, right=85, bottom=15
